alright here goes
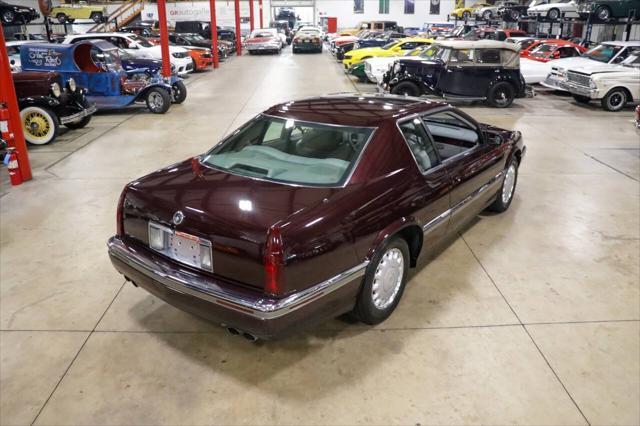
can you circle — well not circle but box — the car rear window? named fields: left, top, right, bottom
left=202, top=115, right=374, bottom=186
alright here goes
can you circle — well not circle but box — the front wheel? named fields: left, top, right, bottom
left=483, top=10, right=492, bottom=20
left=171, top=81, right=187, bottom=104
left=145, top=88, right=171, bottom=114
left=547, top=8, right=560, bottom=20
left=462, top=11, right=471, bottom=19
left=510, top=9, right=520, bottom=20
left=353, top=237, right=410, bottom=324
left=64, top=115, right=92, bottom=129
left=2, top=10, right=15, bottom=23
left=56, top=13, right=67, bottom=23
left=20, top=106, right=59, bottom=145
left=90, top=12, right=103, bottom=23
left=487, top=159, right=518, bottom=213
left=601, top=88, right=627, bottom=112
left=487, top=82, right=515, bottom=108
left=572, top=94, right=591, bottom=104
left=391, top=81, right=421, bottom=97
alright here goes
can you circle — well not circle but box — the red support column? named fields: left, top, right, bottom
left=156, top=0, right=172, bottom=77
left=0, top=23, right=32, bottom=182
left=259, top=0, right=263, bottom=28
left=209, top=0, right=219, bottom=68
left=234, top=0, right=242, bottom=55
left=249, top=0, right=254, bottom=31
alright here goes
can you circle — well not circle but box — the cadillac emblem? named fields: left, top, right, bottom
left=172, top=211, right=185, bottom=226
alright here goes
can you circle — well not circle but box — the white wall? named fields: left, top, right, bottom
left=315, top=0, right=457, bottom=29
left=142, top=1, right=272, bottom=29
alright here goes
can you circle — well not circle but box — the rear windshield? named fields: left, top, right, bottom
left=202, top=115, right=374, bottom=186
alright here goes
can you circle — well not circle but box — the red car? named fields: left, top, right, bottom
left=107, top=94, right=526, bottom=340
left=522, top=39, right=587, bottom=62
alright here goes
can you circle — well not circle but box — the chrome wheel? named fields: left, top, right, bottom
left=604, top=90, right=626, bottom=111
left=597, top=6, right=610, bottom=20
left=372, top=248, right=404, bottom=310
left=502, top=163, right=517, bottom=204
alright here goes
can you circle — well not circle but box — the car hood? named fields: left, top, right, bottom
left=121, top=57, right=162, bottom=68
left=334, top=36, right=358, bottom=43
left=568, top=63, right=635, bottom=76
left=549, top=57, right=611, bottom=70
left=348, top=47, right=386, bottom=57
left=144, top=45, right=187, bottom=54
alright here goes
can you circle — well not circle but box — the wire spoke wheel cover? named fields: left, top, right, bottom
left=371, top=248, right=405, bottom=310
left=20, top=107, right=57, bottom=145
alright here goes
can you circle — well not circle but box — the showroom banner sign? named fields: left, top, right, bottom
left=142, top=1, right=250, bottom=25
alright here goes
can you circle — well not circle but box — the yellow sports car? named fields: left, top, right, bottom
left=342, top=37, right=433, bottom=69
left=450, top=2, right=490, bottom=19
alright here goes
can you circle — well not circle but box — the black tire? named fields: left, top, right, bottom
left=487, top=82, right=515, bottom=108
left=391, top=81, right=421, bottom=97
left=462, top=11, right=471, bottom=19
left=596, top=5, right=610, bottom=20
left=510, top=9, right=520, bottom=20
left=292, top=47, right=298, bottom=53
left=353, top=237, right=410, bottom=324
left=56, top=13, right=67, bottom=23
left=145, top=88, right=171, bottom=114
left=547, top=8, right=560, bottom=20
left=483, top=10, right=492, bottom=20
left=64, top=115, right=92, bottom=129
left=90, top=12, right=103, bottom=23
left=191, top=58, right=197, bottom=71
left=67, top=18, right=75, bottom=23
left=487, top=158, right=518, bottom=213
left=20, top=106, right=59, bottom=145
left=572, top=94, right=591, bottom=104
left=1, top=10, right=15, bottom=23
left=601, top=88, right=627, bottom=112
left=171, top=81, right=187, bottom=104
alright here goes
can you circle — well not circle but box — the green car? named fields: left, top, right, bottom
left=348, top=62, right=368, bottom=83
left=578, top=0, right=640, bottom=21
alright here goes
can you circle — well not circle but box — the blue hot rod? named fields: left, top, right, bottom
left=19, top=40, right=187, bottom=114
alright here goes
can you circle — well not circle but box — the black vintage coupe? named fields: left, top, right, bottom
left=0, top=0, right=39, bottom=24
left=382, top=40, right=530, bottom=108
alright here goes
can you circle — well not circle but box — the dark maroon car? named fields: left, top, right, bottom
left=108, top=94, right=525, bottom=340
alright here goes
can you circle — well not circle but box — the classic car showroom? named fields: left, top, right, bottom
left=0, top=0, right=639, bottom=423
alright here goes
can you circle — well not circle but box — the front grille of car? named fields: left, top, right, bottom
left=567, top=71, right=591, bottom=87
left=172, top=52, right=189, bottom=59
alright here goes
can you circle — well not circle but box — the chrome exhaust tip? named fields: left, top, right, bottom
left=226, top=327, right=240, bottom=336
left=242, top=332, right=258, bottom=342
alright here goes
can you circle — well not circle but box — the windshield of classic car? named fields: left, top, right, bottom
left=583, top=44, right=623, bottom=62
left=202, top=116, right=374, bottom=186
left=129, top=34, right=154, bottom=48
left=90, top=48, right=121, bottom=71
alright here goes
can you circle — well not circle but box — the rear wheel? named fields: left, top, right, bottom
left=483, top=10, right=492, bottom=20
left=596, top=5, right=611, bottom=20
left=547, top=8, right=560, bottom=20
left=510, top=9, right=521, bottom=20
left=145, top=88, right=171, bottom=114
left=2, top=10, right=15, bottom=23
left=487, top=158, right=518, bottom=213
left=487, top=82, right=515, bottom=108
left=353, top=237, right=409, bottom=324
left=462, top=10, right=471, bottom=19
left=572, top=94, right=591, bottom=104
left=391, top=81, right=421, bottom=97
left=90, top=11, right=103, bottom=23
left=601, top=88, right=627, bottom=112
left=20, top=106, right=59, bottom=145
left=56, top=13, right=67, bottom=23
left=171, top=81, right=187, bottom=104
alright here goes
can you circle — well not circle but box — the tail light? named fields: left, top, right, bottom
left=264, top=226, right=284, bottom=297
left=116, top=187, right=128, bottom=236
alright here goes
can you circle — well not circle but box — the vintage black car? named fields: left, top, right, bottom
left=0, top=0, right=39, bottom=24
left=382, top=40, right=530, bottom=108
left=13, top=71, right=96, bottom=145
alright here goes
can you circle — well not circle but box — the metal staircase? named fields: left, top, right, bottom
left=88, top=0, right=146, bottom=33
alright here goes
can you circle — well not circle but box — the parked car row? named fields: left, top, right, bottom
left=450, top=0, right=640, bottom=22
left=329, top=25, right=638, bottom=112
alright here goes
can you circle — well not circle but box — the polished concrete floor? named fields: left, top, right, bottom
left=1, top=47, right=639, bottom=426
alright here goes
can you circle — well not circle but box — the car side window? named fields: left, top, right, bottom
left=476, top=48, right=501, bottom=64
left=398, top=118, right=440, bottom=173
left=449, top=49, right=474, bottom=64
left=422, top=111, right=479, bottom=161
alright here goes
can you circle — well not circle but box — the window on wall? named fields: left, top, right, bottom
left=354, top=0, right=364, bottom=13
left=404, top=0, right=415, bottom=14
left=379, top=0, right=390, bottom=14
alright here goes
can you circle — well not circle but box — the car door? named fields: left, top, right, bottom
left=436, top=48, right=475, bottom=96
left=396, top=117, right=452, bottom=241
left=422, top=109, right=506, bottom=231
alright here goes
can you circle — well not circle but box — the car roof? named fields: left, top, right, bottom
left=263, top=93, right=447, bottom=127
left=435, top=39, right=520, bottom=51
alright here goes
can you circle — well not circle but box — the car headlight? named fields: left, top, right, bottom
left=50, top=82, right=61, bottom=97
left=589, top=79, right=597, bottom=89
left=67, top=78, right=76, bottom=92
